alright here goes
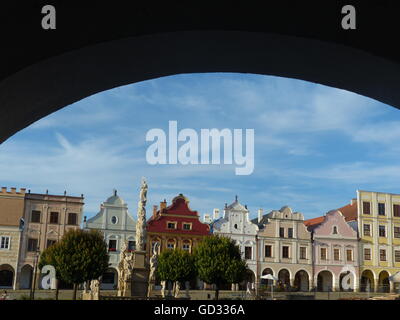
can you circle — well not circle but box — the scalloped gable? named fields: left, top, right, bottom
left=161, top=193, right=199, bottom=216
left=312, top=210, right=357, bottom=238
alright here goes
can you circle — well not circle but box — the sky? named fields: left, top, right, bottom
left=1, top=72, right=400, bottom=221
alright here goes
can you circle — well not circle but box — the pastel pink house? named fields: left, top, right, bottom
left=306, top=210, right=359, bottom=292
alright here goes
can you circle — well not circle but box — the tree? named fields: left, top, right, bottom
left=193, top=235, right=247, bottom=300
left=40, top=229, right=110, bottom=300
left=157, top=249, right=196, bottom=297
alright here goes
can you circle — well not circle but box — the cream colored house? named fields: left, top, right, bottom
left=255, top=206, right=313, bottom=291
left=0, top=187, right=25, bottom=289
left=17, top=191, right=84, bottom=289
left=356, top=190, right=400, bottom=292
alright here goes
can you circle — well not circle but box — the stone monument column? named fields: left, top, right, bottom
left=131, top=178, right=150, bottom=297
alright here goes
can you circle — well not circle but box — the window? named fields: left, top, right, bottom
left=182, top=241, right=191, bottom=251
left=394, top=204, right=400, bottom=217
left=46, top=239, right=56, bottom=248
left=346, top=249, right=353, bottom=261
left=282, top=246, right=289, bottom=258
left=182, top=223, right=191, bottom=231
left=111, top=216, right=118, bottom=224
left=31, top=210, right=41, bottom=223
left=380, top=249, right=387, bottom=261
left=334, top=248, right=340, bottom=261
left=128, top=240, right=136, bottom=251
left=167, top=240, right=175, bottom=249
left=265, top=245, right=272, bottom=258
left=379, top=225, right=386, bottom=237
left=102, top=272, right=115, bottom=284
left=363, top=202, right=371, bottom=215
left=0, top=236, right=10, bottom=249
left=378, top=203, right=386, bottom=216
left=28, top=238, right=38, bottom=252
left=67, top=213, right=78, bottom=225
left=49, top=212, right=59, bottom=224
left=300, top=247, right=306, bottom=259
left=363, top=224, right=371, bottom=236
left=288, top=228, right=293, bottom=238
left=320, top=248, right=327, bottom=260
left=108, top=239, right=117, bottom=251
left=332, top=226, right=338, bottom=234
left=167, top=222, right=177, bottom=230
left=394, top=227, right=400, bottom=238
left=395, top=250, right=400, bottom=262
left=245, top=246, right=252, bottom=260
left=279, top=227, right=285, bottom=238
left=364, top=248, right=371, bottom=260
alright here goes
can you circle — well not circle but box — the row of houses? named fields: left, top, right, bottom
left=1, top=187, right=400, bottom=293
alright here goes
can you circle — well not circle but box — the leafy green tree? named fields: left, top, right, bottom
left=157, top=249, right=196, bottom=296
left=40, top=229, right=110, bottom=300
left=193, top=235, right=247, bottom=300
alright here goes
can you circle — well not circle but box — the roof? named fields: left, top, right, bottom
left=338, top=201, right=358, bottom=222
left=304, top=216, right=325, bottom=227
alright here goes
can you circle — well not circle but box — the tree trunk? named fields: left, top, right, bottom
left=72, top=283, right=77, bottom=300
left=55, top=279, right=59, bottom=300
left=215, top=283, right=219, bottom=300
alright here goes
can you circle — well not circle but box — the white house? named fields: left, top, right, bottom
left=83, top=190, right=136, bottom=290
left=212, top=196, right=259, bottom=289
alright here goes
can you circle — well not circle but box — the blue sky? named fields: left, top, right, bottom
left=1, top=73, right=400, bottom=221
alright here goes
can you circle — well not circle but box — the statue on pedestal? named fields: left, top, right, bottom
left=118, top=240, right=133, bottom=296
left=147, top=242, right=160, bottom=297
left=90, top=279, right=100, bottom=300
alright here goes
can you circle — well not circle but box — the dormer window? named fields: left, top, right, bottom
left=332, top=226, right=338, bottom=234
left=167, top=222, right=177, bottom=230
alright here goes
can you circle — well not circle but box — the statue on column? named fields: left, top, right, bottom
left=136, top=178, right=148, bottom=251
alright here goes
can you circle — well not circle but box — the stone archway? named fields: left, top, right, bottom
left=360, top=270, right=375, bottom=292
left=294, top=270, right=309, bottom=292
left=378, top=271, right=390, bottom=293
left=0, top=264, right=14, bottom=288
left=19, top=264, right=33, bottom=289
left=339, top=271, right=355, bottom=292
left=101, top=268, right=118, bottom=290
left=278, top=269, right=290, bottom=291
left=317, top=270, right=333, bottom=292
left=261, top=268, right=274, bottom=287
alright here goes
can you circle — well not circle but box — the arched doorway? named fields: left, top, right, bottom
left=360, top=270, right=375, bottom=292
left=0, top=264, right=14, bottom=288
left=19, top=264, right=33, bottom=289
left=294, top=270, right=309, bottom=292
left=317, top=270, right=333, bottom=292
left=278, top=269, right=290, bottom=291
left=378, top=271, right=390, bottom=293
left=261, top=268, right=274, bottom=287
left=101, top=268, right=118, bottom=290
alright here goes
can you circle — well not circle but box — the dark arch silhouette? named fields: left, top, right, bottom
left=1, top=2, right=400, bottom=143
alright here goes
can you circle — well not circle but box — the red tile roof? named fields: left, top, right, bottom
left=304, top=216, right=325, bottom=227
left=337, top=201, right=358, bottom=222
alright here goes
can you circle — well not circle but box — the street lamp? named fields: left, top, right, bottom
left=28, top=229, right=41, bottom=300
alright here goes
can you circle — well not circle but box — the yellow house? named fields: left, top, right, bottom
left=356, top=190, right=400, bottom=293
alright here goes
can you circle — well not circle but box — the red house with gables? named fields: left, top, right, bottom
left=147, top=194, right=210, bottom=256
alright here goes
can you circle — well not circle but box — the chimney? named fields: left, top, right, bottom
left=213, top=208, right=220, bottom=220
left=11, top=187, right=16, bottom=194
left=160, top=199, right=167, bottom=212
left=351, top=198, right=357, bottom=205
left=258, top=208, right=263, bottom=223
left=1, top=187, right=6, bottom=193
left=203, top=214, right=211, bottom=223
left=20, top=188, right=26, bottom=194
left=153, top=205, right=158, bottom=218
